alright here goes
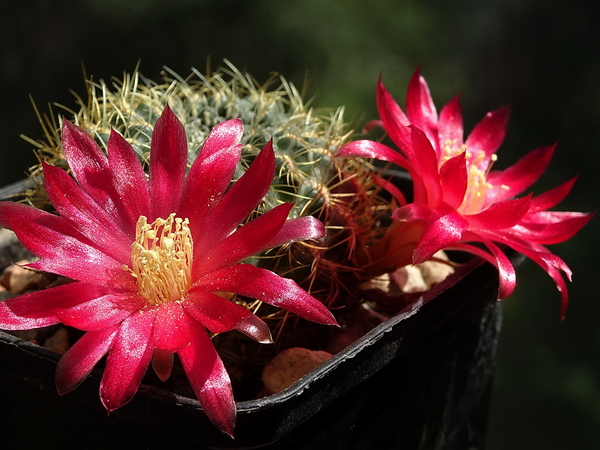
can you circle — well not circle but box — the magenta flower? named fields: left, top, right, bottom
left=338, top=68, right=592, bottom=317
left=0, top=106, right=337, bottom=436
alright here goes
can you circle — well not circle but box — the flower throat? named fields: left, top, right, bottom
left=440, top=139, right=496, bottom=215
left=130, top=213, right=193, bottom=305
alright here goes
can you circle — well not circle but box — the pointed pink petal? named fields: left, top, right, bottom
left=152, top=349, right=174, bottom=382
left=106, top=129, right=151, bottom=235
left=42, top=162, right=131, bottom=263
left=56, top=326, right=118, bottom=395
left=255, top=215, right=326, bottom=253
left=61, top=120, right=116, bottom=212
left=180, top=144, right=242, bottom=235
left=100, top=310, right=156, bottom=412
left=196, top=119, right=244, bottom=163
left=486, top=145, right=556, bottom=202
left=152, top=302, right=191, bottom=351
left=478, top=231, right=572, bottom=315
left=405, top=68, right=439, bottom=150
left=408, top=126, right=442, bottom=206
left=528, top=177, right=577, bottom=212
left=0, top=202, right=136, bottom=290
left=413, top=203, right=468, bottom=264
left=438, top=95, right=464, bottom=147
left=465, top=105, right=510, bottom=159
left=376, top=79, right=412, bottom=152
left=54, top=292, right=142, bottom=331
left=514, top=245, right=571, bottom=319
left=511, top=211, right=593, bottom=244
left=148, top=106, right=188, bottom=219
left=193, top=140, right=276, bottom=257
left=197, top=264, right=338, bottom=326
left=184, top=290, right=253, bottom=333
left=0, top=295, right=60, bottom=330
left=195, top=203, right=293, bottom=277
left=392, top=202, right=432, bottom=222
left=468, top=195, right=532, bottom=230
left=236, top=314, right=273, bottom=344
left=439, top=153, right=468, bottom=209
left=363, top=119, right=384, bottom=133
left=336, top=140, right=412, bottom=170
left=177, top=315, right=236, bottom=437
left=457, top=232, right=517, bottom=300
left=0, top=281, right=113, bottom=330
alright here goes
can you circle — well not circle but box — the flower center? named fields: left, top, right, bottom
left=130, top=213, right=193, bottom=306
left=440, top=139, right=496, bottom=215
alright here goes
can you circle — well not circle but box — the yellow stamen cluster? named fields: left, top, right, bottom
left=440, top=139, right=496, bottom=215
left=130, top=214, right=193, bottom=306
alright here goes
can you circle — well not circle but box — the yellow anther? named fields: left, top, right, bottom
left=130, top=214, right=193, bottom=305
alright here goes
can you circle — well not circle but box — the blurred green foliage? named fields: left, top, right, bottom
left=1, top=0, right=598, bottom=448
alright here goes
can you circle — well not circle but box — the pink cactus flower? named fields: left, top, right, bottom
left=338, top=68, right=593, bottom=318
left=0, top=106, right=337, bottom=436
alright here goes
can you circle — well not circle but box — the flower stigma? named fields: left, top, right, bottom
left=440, top=139, right=496, bottom=215
left=130, top=213, right=193, bottom=305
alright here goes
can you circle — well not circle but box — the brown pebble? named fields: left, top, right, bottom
left=0, top=260, right=47, bottom=295
left=262, top=347, right=332, bottom=395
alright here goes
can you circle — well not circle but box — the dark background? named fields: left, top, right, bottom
left=2, top=1, right=598, bottom=448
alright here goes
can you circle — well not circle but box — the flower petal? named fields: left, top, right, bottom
left=528, top=177, right=577, bottom=212
left=100, top=310, right=156, bottom=412
left=148, top=106, right=188, bottom=219
left=198, top=264, right=337, bottom=326
left=61, top=120, right=116, bottom=212
left=468, top=195, right=532, bottom=230
left=194, top=140, right=276, bottom=256
left=465, top=105, right=511, bottom=160
left=336, top=140, right=412, bottom=170
left=177, top=315, right=236, bottom=437
left=236, top=314, right=273, bottom=344
left=54, top=292, right=142, bottom=331
left=0, top=202, right=135, bottom=289
left=406, top=68, right=439, bottom=150
left=195, top=203, right=293, bottom=277
left=42, top=161, right=131, bottom=263
left=439, top=153, right=468, bottom=209
left=408, top=126, right=442, bottom=206
left=56, top=326, right=118, bottom=395
left=413, top=203, right=468, bottom=264
left=255, top=215, right=326, bottom=254
left=107, top=129, right=152, bottom=235
left=0, top=281, right=112, bottom=330
left=196, top=118, right=244, bottom=163
left=184, top=290, right=253, bottom=334
left=514, top=211, right=593, bottom=244
left=152, top=302, right=191, bottom=351
left=486, top=145, right=556, bottom=203
left=438, top=95, right=464, bottom=147
left=180, top=144, right=242, bottom=235
left=376, top=78, right=412, bottom=152
left=0, top=296, right=60, bottom=330
left=151, top=349, right=174, bottom=382
left=452, top=235, right=516, bottom=300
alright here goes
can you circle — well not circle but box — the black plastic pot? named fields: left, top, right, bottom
left=0, top=178, right=511, bottom=449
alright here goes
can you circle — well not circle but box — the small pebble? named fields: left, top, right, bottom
left=262, top=347, right=333, bottom=394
